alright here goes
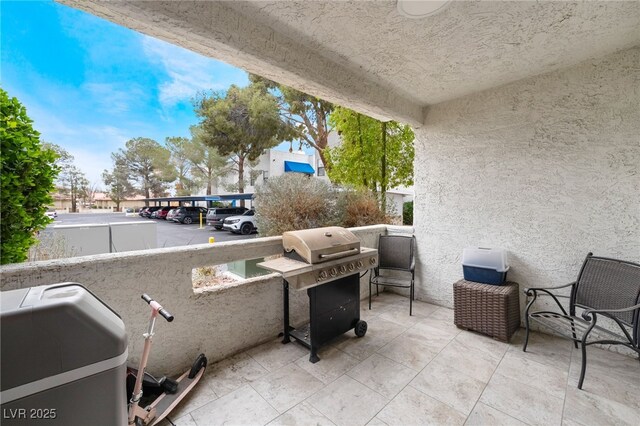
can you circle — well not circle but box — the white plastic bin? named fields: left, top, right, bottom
left=462, top=247, right=509, bottom=285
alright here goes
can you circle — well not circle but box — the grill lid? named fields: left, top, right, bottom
left=282, top=226, right=361, bottom=264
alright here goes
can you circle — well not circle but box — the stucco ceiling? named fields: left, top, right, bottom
left=226, top=1, right=640, bottom=105
left=59, top=1, right=640, bottom=125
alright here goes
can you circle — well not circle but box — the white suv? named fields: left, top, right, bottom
left=222, top=210, right=257, bottom=235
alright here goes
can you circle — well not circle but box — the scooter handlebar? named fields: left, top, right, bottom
left=159, top=308, right=174, bottom=322
left=141, top=294, right=174, bottom=322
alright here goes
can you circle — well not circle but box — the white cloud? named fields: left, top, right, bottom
left=141, top=35, right=247, bottom=107
left=82, top=82, right=141, bottom=114
left=24, top=102, right=130, bottom=185
left=67, top=147, right=114, bottom=188
left=53, top=125, right=128, bottom=186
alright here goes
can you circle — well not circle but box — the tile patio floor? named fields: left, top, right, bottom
left=162, top=293, right=640, bottom=426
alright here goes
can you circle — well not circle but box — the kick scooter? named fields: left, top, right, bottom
left=128, top=294, right=207, bottom=426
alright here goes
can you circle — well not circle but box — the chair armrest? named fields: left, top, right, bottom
left=582, top=302, right=640, bottom=320
left=524, top=281, right=575, bottom=295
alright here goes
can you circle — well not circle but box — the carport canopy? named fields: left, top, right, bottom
left=143, top=193, right=254, bottom=207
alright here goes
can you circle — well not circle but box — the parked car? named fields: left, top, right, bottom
left=222, top=210, right=257, bottom=235
left=138, top=207, right=149, bottom=217
left=155, top=206, right=173, bottom=220
left=166, top=208, right=178, bottom=221
left=45, top=210, right=57, bottom=220
left=206, top=207, right=248, bottom=230
left=172, top=206, right=208, bottom=224
left=125, top=208, right=134, bottom=213
left=142, top=206, right=162, bottom=218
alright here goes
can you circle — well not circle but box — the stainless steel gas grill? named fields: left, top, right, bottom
left=258, top=227, right=378, bottom=363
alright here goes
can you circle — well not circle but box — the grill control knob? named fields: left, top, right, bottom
left=348, top=263, right=355, bottom=272
left=318, top=270, right=328, bottom=280
left=339, top=265, right=347, bottom=274
left=356, top=261, right=363, bottom=268
left=329, top=267, right=337, bottom=277
left=369, top=257, right=376, bottom=265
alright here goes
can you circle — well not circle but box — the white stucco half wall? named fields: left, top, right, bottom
left=413, top=47, right=640, bottom=307
left=0, top=225, right=388, bottom=374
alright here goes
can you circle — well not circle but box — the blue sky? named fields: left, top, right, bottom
left=1, top=0, right=257, bottom=185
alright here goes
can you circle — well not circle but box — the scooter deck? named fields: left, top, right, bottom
left=148, top=367, right=205, bottom=426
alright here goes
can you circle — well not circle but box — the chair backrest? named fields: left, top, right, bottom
left=571, top=253, right=640, bottom=326
left=377, top=235, right=415, bottom=272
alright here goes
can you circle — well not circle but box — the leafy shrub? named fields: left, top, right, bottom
left=254, top=174, right=390, bottom=235
left=403, top=201, right=413, bottom=225
left=1, top=89, right=58, bottom=264
left=254, top=173, right=338, bottom=236
left=338, top=189, right=388, bottom=228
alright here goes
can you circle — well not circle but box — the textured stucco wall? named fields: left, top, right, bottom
left=413, top=47, right=640, bottom=308
left=0, top=225, right=387, bottom=374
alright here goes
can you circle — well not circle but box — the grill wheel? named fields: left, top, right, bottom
left=355, top=320, right=367, bottom=337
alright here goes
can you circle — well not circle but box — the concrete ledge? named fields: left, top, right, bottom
left=0, top=225, right=388, bottom=373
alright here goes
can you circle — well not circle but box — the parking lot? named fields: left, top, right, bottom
left=47, top=212, right=256, bottom=248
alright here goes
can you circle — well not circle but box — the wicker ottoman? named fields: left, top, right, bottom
left=453, top=280, right=520, bottom=342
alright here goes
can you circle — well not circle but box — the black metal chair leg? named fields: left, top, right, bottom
left=522, top=294, right=536, bottom=352
left=409, top=281, right=414, bottom=316
left=409, top=290, right=413, bottom=316
left=523, top=321, right=530, bottom=352
left=578, top=339, right=588, bottom=389
left=570, top=318, right=578, bottom=349
left=368, top=280, right=372, bottom=310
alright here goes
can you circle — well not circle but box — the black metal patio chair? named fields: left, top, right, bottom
left=523, top=253, right=640, bottom=389
left=369, top=234, right=416, bottom=315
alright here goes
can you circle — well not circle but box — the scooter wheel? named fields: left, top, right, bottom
left=188, top=354, right=207, bottom=379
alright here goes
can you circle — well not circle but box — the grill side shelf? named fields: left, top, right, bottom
left=256, top=257, right=312, bottom=275
left=257, top=248, right=378, bottom=291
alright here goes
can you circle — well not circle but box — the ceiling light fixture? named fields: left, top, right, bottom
left=397, top=0, right=452, bottom=19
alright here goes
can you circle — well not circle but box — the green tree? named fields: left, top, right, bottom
left=43, top=143, right=90, bottom=212
left=112, top=138, right=176, bottom=205
left=195, top=82, right=293, bottom=205
left=327, top=106, right=414, bottom=211
left=61, top=165, right=89, bottom=213
left=187, top=125, right=229, bottom=195
left=43, top=141, right=73, bottom=170
left=166, top=136, right=197, bottom=196
left=102, top=159, right=135, bottom=211
left=249, top=74, right=334, bottom=172
left=0, top=88, right=58, bottom=264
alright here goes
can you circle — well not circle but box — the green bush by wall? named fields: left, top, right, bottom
left=403, top=201, right=413, bottom=225
left=1, top=88, right=58, bottom=264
